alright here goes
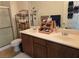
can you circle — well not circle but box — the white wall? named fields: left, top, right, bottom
left=62, top=1, right=68, bottom=26
left=31, top=1, right=64, bottom=15
left=16, top=1, right=29, bottom=11
left=30, top=1, right=68, bottom=26
left=10, top=1, right=18, bottom=39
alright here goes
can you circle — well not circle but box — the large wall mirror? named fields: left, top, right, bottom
left=67, top=1, right=79, bottom=31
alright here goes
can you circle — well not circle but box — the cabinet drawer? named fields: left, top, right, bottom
left=33, top=37, right=46, bottom=46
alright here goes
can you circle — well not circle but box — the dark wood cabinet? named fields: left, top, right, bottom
left=33, top=37, right=46, bottom=46
left=33, top=37, right=47, bottom=58
left=47, top=41, right=62, bottom=58
left=47, top=41, right=79, bottom=58
left=60, top=45, right=79, bottom=58
left=33, top=44, right=47, bottom=58
left=21, top=34, right=33, bottom=57
left=21, top=33, right=79, bottom=58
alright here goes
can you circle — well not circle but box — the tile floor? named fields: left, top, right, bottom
left=14, top=52, right=31, bottom=58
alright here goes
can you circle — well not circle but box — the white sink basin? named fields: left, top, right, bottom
left=54, top=32, right=79, bottom=41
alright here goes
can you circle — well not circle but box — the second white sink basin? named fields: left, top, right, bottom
left=54, top=32, right=79, bottom=41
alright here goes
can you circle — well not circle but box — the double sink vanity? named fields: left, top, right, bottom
left=20, top=27, right=79, bottom=58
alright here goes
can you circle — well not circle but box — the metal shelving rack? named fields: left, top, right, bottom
left=15, top=10, right=30, bottom=38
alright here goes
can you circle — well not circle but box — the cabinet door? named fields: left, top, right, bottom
left=21, top=34, right=33, bottom=57
left=60, top=45, right=79, bottom=58
left=33, top=44, right=47, bottom=58
left=47, top=41, right=62, bottom=58
left=47, top=41, right=79, bottom=58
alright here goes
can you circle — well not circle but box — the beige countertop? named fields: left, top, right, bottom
left=20, top=27, right=79, bottom=49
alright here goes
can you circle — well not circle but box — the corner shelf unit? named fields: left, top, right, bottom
left=15, top=10, right=30, bottom=38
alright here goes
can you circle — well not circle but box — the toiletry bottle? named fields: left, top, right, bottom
left=53, top=20, right=56, bottom=32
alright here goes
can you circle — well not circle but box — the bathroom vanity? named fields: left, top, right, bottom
left=20, top=28, right=79, bottom=58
